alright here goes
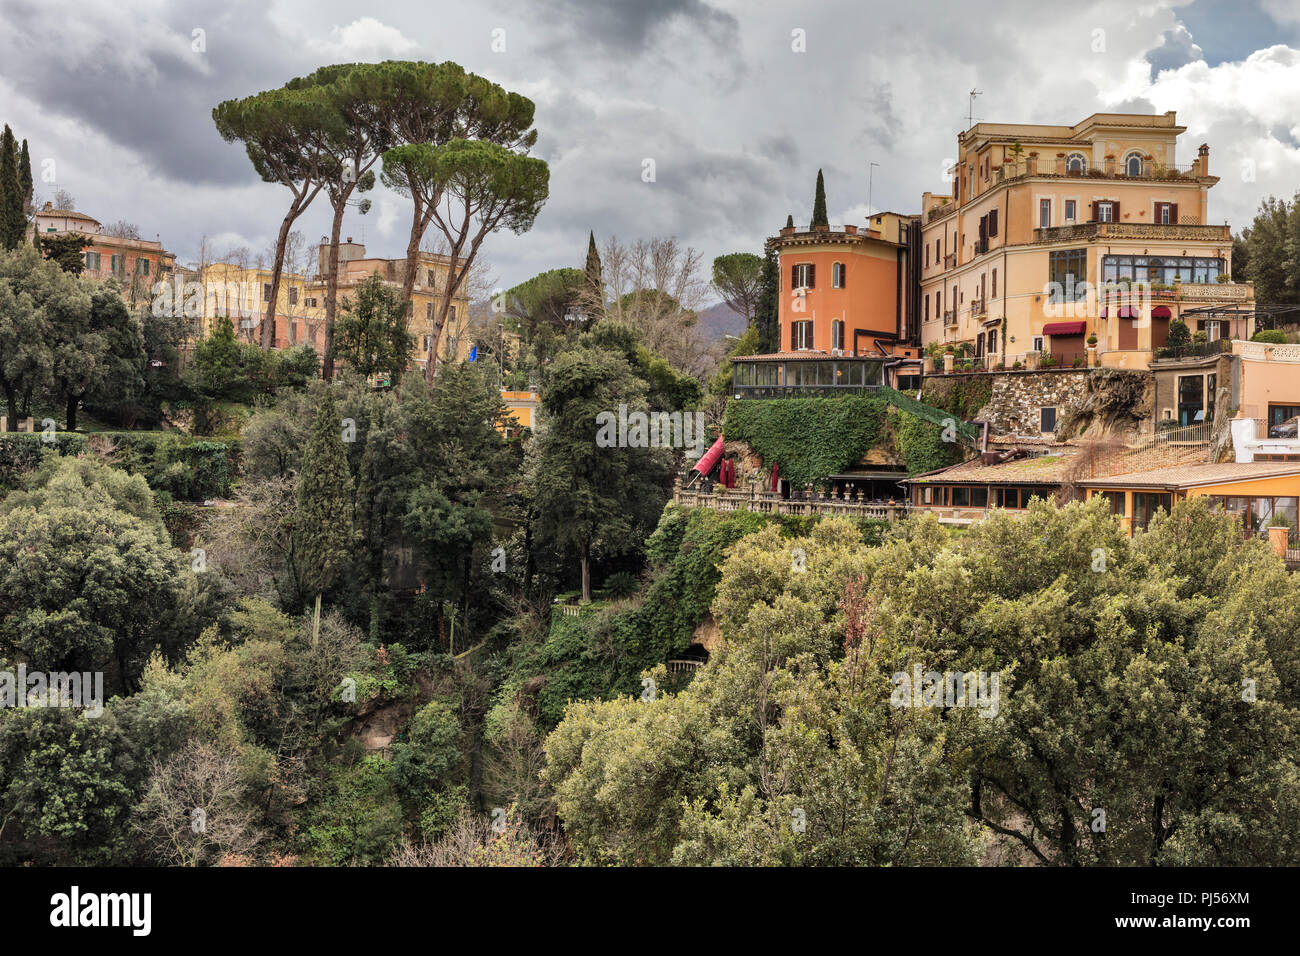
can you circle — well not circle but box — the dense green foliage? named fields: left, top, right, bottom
left=1233, top=191, right=1300, bottom=304
left=723, top=396, right=888, bottom=487
left=332, top=274, right=414, bottom=383
left=0, top=432, right=238, bottom=500
left=544, top=498, right=1300, bottom=866
left=754, top=244, right=780, bottom=354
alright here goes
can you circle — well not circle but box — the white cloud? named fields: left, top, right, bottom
left=306, top=17, right=418, bottom=60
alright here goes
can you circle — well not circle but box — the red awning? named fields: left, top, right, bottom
left=692, top=435, right=725, bottom=475
left=1152, top=305, right=1172, bottom=319
left=1041, top=321, right=1087, bottom=336
left=1117, top=306, right=1139, bottom=319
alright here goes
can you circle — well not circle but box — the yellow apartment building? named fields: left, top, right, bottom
left=197, top=239, right=472, bottom=370
left=920, top=111, right=1253, bottom=370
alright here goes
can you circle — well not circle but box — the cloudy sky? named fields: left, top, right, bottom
left=3, top=0, right=1299, bottom=294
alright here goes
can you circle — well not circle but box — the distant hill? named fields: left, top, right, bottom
left=694, top=301, right=748, bottom=341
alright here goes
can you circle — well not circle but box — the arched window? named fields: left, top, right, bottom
left=1066, top=152, right=1088, bottom=174
left=1124, top=151, right=1144, bottom=176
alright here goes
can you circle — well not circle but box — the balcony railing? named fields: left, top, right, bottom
left=943, top=253, right=956, bottom=269
left=732, top=384, right=883, bottom=399
left=970, top=297, right=986, bottom=318
left=943, top=310, right=956, bottom=326
left=1035, top=222, right=1232, bottom=243
left=974, top=239, right=989, bottom=255
left=1152, top=339, right=1233, bottom=361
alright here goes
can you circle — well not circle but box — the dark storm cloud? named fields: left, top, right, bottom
left=526, top=0, right=737, bottom=53
left=0, top=0, right=322, bottom=184
left=1146, top=24, right=1204, bottom=75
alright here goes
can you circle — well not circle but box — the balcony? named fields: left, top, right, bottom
left=943, top=253, right=956, bottom=269
left=943, top=310, right=957, bottom=327
left=970, top=297, right=986, bottom=318
left=927, top=202, right=956, bottom=223
left=1034, top=222, right=1232, bottom=243
left=995, top=158, right=1203, bottom=184
left=973, top=239, right=989, bottom=255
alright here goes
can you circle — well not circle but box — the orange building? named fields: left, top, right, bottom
left=731, top=202, right=923, bottom=398
left=33, top=202, right=177, bottom=310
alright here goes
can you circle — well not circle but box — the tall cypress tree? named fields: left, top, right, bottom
left=756, top=243, right=780, bottom=354
left=0, top=126, right=25, bottom=250
left=295, top=387, right=355, bottom=625
left=811, top=168, right=828, bottom=228
left=584, top=230, right=604, bottom=319
left=18, top=139, right=32, bottom=211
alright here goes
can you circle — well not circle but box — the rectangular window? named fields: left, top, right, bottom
left=792, top=263, right=814, bottom=289
left=1065, top=199, right=1076, bottom=221
left=84, top=251, right=101, bottom=271
left=832, top=262, right=846, bottom=288
left=288, top=286, right=299, bottom=305
left=1039, top=199, right=1051, bottom=228
left=991, top=268, right=997, bottom=299
left=1048, top=248, right=1088, bottom=301
left=426, top=302, right=434, bottom=321
left=1032, top=335, right=1044, bottom=352
left=951, top=487, right=970, bottom=507
left=1040, top=407, right=1058, bottom=433
left=924, top=295, right=930, bottom=322
left=137, top=258, right=150, bottom=275
left=1097, top=201, right=1115, bottom=223
left=1177, top=374, right=1205, bottom=425
left=970, top=487, right=988, bottom=507
left=1100, top=491, right=1126, bottom=517
left=831, top=320, right=844, bottom=350
left=1133, top=492, right=1172, bottom=531
left=989, top=209, right=998, bottom=237
left=262, top=283, right=272, bottom=302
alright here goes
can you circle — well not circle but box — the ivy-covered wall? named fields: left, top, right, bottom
left=722, top=396, right=889, bottom=487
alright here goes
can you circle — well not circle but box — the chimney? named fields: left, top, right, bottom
left=1197, top=143, right=1209, bottom=177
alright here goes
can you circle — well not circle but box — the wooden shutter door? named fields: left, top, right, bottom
left=1170, top=203, right=1179, bottom=224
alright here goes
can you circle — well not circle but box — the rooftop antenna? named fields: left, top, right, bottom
left=867, top=162, right=880, bottom=218
left=967, top=89, right=982, bottom=131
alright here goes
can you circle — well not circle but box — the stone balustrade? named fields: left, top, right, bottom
left=672, top=482, right=909, bottom=521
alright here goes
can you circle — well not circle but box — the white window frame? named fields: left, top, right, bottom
left=1124, top=151, right=1144, bottom=176
left=793, top=262, right=814, bottom=290
left=1066, top=152, right=1088, bottom=174
left=1097, top=201, right=1115, bottom=223
left=793, top=320, right=814, bottom=351
left=1038, top=198, right=1052, bottom=228
left=1064, top=198, right=1078, bottom=223
left=1032, top=335, right=1045, bottom=353
left=832, top=262, right=845, bottom=289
